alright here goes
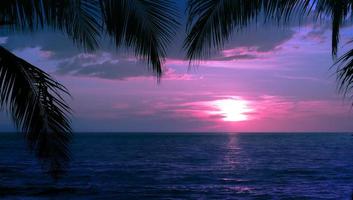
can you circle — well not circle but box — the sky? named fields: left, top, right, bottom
left=1, top=4, right=353, bottom=132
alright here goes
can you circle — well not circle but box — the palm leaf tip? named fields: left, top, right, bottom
left=183, top=0, right=314, bottom=62
left=0, top=0, right=101, bottom=51
left=334, top=49, right=353, bottom=99
left=0, top=45, right=72, bottom=179
left=100, top=0, right=180, bottom=76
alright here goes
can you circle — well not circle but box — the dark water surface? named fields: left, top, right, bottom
left=0, top=133, right=353, bottom=199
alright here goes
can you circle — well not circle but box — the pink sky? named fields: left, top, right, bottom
left=1, top=23, right=353, bottom=132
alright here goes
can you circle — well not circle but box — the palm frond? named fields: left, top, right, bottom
left=0, top=0, right=44, bottom=31
left=184, top=0, right=353, bottom=102
left=184, top=0, right=259, bottom=61
left=100, top=0, right=179, bottom=77
left=314, top=0, right=353, bottom=57
left=0, top=46, right=72, bottom=179
left=262, top=0, right=312, bottom=22
left=0, top=0, right=101, bottom=51
left=335, top=48, right=353, bottom=99
left=184, top=0, right=311, bottom=61
left=0, top=0, right=179, bottom=74
left=42, top=0, right=102, bottom=51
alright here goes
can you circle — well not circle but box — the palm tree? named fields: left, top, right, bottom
left=184, top=0, right=353, bottom=98
left=0, top=0, right=179, bottom=178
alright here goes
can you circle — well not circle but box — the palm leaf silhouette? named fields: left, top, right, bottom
left=185, top=0, right=353, bottom=99
left=1, top=0, right=179, bottom=74
left=184, top=0, right=312, bottom=61
left=0, top=46, right=72, bottom=179
left=100, top=0, right=179, bottom=76
left=314, top=0, right=353, bottom=57
left=0, top=0, right=101, bottom=51
left=0, top=0, right=179, bottom=178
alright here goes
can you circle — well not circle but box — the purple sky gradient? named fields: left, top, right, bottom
left=1, top=16, right=353, bottom=132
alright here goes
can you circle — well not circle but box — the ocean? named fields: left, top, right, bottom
left=0, top=133, right=352, bottom=199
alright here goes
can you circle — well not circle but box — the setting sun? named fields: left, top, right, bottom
left=211, top=98, right=254, bottom=122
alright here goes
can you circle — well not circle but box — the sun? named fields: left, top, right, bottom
left=211, top=98, right=253, bottom=122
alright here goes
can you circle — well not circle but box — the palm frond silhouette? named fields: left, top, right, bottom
left=184, top=0, right=353, bottom=99
left=0, top=46, right=72, bottom=179
left=0, top=0, right=179, bottom=178
left=184, top=0, right=312, bottom=61
left=100, top=0, right=179, bottom=76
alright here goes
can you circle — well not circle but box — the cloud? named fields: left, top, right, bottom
left=212, top=54, right=258, bottom=61
left=13, top=46, right=54, bottom=59
left=0, top=18, right=330, bottom=79
left=0, top=21, right=297, bottom=62
left=0, top=31, right=80, bottom=59
left=107, top=94, right=349, bottom=124
left=252, top=95, right=350, bottom=120
left=11, top=46, right=60, bottom=72
left=138, top=95, right=350, bottom=124
left=274, top=74, right=323, bottom=82
left=56, top=52, right=153, bottom=79
left=223, top=25, right=295, bottom=52
left=56, top=52, right=196, bottom=80
left=71, top=92, right=353, bottom=132
left=166, top=56, right=279, bottom=70
left=212, top=46, right=279, bottom=61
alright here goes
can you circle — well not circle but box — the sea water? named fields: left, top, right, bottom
left=0, top=133, right=352, bottom=199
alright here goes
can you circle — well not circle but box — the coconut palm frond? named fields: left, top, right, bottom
left=42, top=0, right=102, bottom=51
left=315, top=0, right=353, bottom=57
left=335, top=48, right=353, bottom=99
left=0, top=46, right=72, bottom=179
left=184, top=0, right=311, bottom=62
left=0, top=0, right=44, bottom=31
left=262, top=0, right=312, bottom=22
left=100, top=0, right=179, bottom=76
left=0, top=0, right=101, bottom=51
left=184, top=0, right=261, bottom=61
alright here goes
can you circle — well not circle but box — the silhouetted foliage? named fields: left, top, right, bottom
left=184, top=0, right=312, bottom=61
left=100, top=0, right=179, bottom=76
left=0, top=46, right=72, bottom=179
left=0, top=0, right=179, bottom=178
left=184, top=0, right=353, bottom=99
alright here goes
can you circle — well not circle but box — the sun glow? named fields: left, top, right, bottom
left=211, top=98, right=253, bottom=122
